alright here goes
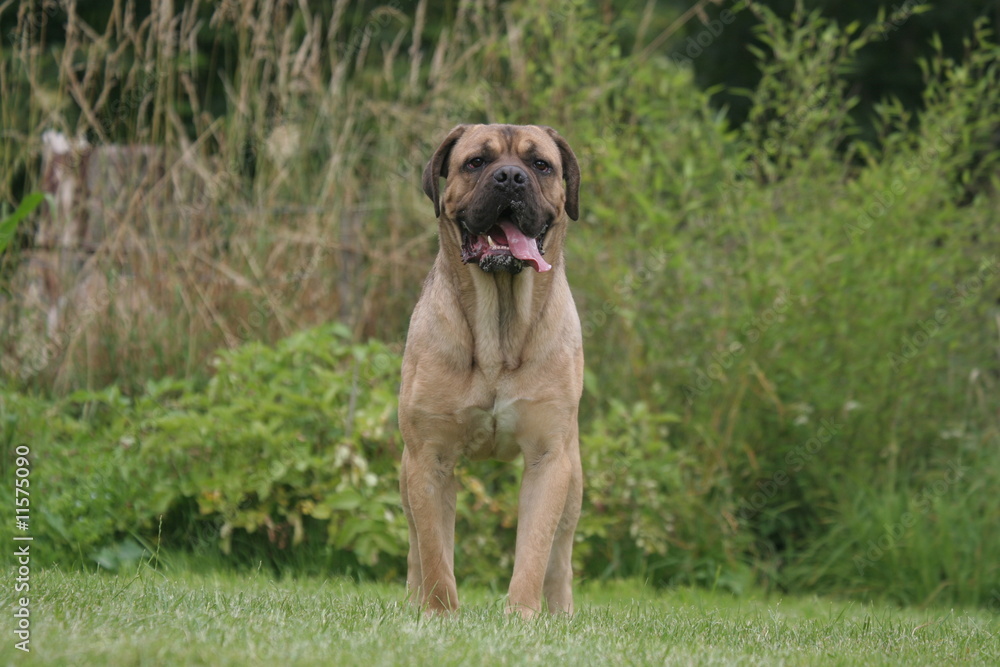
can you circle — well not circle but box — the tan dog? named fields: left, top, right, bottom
left=398, top=124, right=583, bottom=617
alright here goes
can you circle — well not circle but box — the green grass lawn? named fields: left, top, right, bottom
left=6, top=568, right=997, bottom=666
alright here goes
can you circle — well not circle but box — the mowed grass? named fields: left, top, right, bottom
left=7, top=568, right=998, bottom=666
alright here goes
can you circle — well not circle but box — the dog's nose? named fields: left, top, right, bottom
left=493, top=165, right=527, bottom=189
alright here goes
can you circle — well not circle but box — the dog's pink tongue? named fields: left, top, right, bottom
left=497, top=221, right=551, bottom=272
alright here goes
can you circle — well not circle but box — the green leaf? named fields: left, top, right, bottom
left=0, top=192, right=46, bottom=253
left=327, top=490, right=362, bottom=511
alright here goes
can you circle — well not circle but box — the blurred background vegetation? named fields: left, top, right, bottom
left=1, top=0, right=998, bottom=610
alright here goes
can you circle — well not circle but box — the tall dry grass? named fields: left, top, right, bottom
left=5, top=0, right=623, bottom=391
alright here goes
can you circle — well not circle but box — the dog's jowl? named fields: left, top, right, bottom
left=398, top=124, right=583, bottom=617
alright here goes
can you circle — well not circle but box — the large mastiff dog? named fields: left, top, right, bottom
left=398, top=124, right=583, bottom=617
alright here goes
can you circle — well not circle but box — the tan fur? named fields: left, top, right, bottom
left=398, top=124, right=583, bottom=618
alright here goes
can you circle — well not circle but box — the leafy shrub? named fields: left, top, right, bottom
left=2, top=324, right=407, bottom=573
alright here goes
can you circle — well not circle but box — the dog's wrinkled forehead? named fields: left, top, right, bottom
left=450, top=125, right=561, bottom=172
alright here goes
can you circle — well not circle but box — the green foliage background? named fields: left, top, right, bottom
left=1, top=1, right=998, bottom=610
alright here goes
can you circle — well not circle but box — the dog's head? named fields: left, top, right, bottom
left=423, top=124, right=580, bottom=274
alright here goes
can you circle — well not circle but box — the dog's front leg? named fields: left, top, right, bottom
left=507, top=446, right=572, bottom=618
left=543, top=429, right=582, bottom=614
left=400, top=444, right=459, bottom=613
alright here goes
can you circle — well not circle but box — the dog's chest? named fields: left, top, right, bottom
left=460, top=397, right=523, bottom=462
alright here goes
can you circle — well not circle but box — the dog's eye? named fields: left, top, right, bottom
left=532, top=159, right=552, bottom=173
left=466, top=157, right=485, bottom=170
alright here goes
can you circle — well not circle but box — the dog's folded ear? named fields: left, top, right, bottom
left=423, top=124, right=469, bottom=218
left=541, top=126, right=580, bottom=221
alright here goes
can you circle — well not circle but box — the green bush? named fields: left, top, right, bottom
left=2, top=324, right=407, bottom=574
